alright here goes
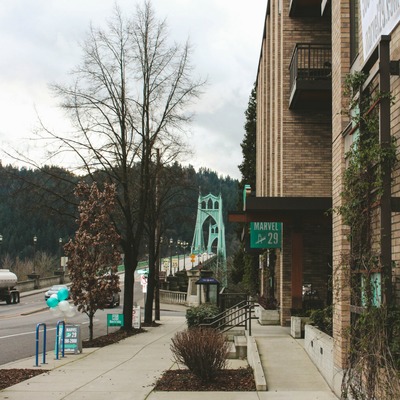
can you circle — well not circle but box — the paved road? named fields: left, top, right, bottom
left=0, top=273, right=170, bottom=366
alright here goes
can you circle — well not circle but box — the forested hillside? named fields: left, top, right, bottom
left=0, top=163, right=239, bottom=265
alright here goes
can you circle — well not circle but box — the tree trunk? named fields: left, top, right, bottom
left=89, top=312, right=94, bottom=341
left=122, top=247, right=138, bottom=330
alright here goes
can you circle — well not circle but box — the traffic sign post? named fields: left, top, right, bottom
left=140, top=274, right=148, bottom=293
left=132, top=306, right=141, bottom=329
left=250, top=222, right=282, bottom=249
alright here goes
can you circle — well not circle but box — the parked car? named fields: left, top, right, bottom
left=106, top=292, right=120, bottom=308
left=44, top=285, right=70, bottom=301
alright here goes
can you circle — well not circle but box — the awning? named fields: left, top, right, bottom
left=228, top=196, right=332, bottom=224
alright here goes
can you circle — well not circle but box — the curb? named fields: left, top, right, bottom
left=246, top=333, right=267, bottom=391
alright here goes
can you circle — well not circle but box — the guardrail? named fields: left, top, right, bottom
left=159, top=289, right=187, bottom=305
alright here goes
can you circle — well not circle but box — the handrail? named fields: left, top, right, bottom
left=200, top=300, right=256, bottom=335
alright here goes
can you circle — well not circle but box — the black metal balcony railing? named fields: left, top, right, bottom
left=289, top=43, right=332, bottom=109
left=289, top=43, right=331, bottom=88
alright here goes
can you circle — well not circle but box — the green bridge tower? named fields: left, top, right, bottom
left=191, top=192, right=227, bottom=285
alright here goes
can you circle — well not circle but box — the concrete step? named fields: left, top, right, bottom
left=227, top=341, right=237, bottom=359
left=224, top=328, right=246, bottom=341
left=234, top=335, right=247, bottom=359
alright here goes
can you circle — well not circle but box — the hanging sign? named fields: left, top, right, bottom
left=250, top=222, right=282, bottom=249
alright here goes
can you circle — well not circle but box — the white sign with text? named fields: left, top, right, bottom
left=360, top=0, right=400, bottom=59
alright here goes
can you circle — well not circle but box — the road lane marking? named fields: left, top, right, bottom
left=0, top=320, right=96, bottom=340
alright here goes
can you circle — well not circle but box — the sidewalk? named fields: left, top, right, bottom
left=1, top=309, right=339, bottom=400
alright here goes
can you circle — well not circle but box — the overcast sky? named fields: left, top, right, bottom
left=0, top=0, right=266, bottom=180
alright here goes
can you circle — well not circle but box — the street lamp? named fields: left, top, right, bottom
left=59, top=238, right=63, bottom=272
left=182, top=241, right=187, bottom=271
left=0, top=234, right=3, bottom=267
left=33, top=235, right=37, bottom=274
left=159, top=236, right=164, bottom=273
left=197, top=246, right=201, bottom=266
left=177, top=240, right=181, bottom=272
left=169, top=238, right=173, bottom=276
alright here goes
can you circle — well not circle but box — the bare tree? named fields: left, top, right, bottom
left=64, top=181, right=121, bottom=340
left=43, top=1, right=204, bottom=329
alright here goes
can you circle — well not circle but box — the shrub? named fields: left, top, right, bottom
left=185, top=304, right=219, bottom=327
left=309, top=306, right=332, bottom=336
left=170, top=327, right=230, bottom=382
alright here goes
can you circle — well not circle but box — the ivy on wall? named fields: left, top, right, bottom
left=337, top=71, right=400, bottom=400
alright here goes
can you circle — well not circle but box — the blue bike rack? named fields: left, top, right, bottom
left=55, top=320, right=66, bottom=360
left=35, top=323, right=47, bottom=367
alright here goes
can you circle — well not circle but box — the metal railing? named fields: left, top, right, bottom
left=159, top=289, right=187, bottom=304
left=289, top=43, right=331, bottom=90
left=200, top=300, right=257, bottom=335
left=219, top=290, right=248, bottom=312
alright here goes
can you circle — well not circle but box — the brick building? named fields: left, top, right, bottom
left=249, top=0, right=333, bottom=326
left=231, top=0, right=400, bottom=396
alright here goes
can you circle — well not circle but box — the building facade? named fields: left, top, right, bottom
left=247, top=0, right=400, bottom=396
left=254, top=0, right=332, bottom=326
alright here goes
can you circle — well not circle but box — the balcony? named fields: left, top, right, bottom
left=289, top=43, right=332, bottom=110
left=289, top=0, right=330, bottom=17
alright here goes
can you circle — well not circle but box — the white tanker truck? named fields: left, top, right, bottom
left=0, top=269, right=20, bottom=304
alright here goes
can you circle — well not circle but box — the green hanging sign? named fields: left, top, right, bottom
left=250, top=222, right=282, bottom=249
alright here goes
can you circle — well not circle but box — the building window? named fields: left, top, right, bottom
left=350, top=0, right=359, bottom=64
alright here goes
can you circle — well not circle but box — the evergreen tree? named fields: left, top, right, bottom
left=231, top=85, right=259, bottom=295
left=238, top=84, right=257, bottom=191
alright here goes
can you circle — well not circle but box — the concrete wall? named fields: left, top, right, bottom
left=16, top=275, right=70, bottom=293
left=304, top=324, right=343, bottom=398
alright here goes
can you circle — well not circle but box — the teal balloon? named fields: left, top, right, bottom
left=57, top=288, right=69, bottom=301
left=47, top=297, right=59, bottom=308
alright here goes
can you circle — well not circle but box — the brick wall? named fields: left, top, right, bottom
left=331, top=0, right=352, bottom=370
left=257, top=2, right=332, bottom=198
left=256, top=0, right=332, bottom=328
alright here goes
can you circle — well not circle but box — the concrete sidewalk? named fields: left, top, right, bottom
left=1, top=312, right=338, bottom=400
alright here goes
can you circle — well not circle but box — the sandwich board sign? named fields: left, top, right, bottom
left=250, top=222, right=282, bottom=249
left=59, top=324, right=82, bottom=354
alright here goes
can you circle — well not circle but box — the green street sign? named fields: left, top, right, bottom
left=107, top=313, right=124, bottom=327
left=250, top=222, right=282, bottom=249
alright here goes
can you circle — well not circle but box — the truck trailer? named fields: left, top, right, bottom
left=0, top=269, right=20, bottom=304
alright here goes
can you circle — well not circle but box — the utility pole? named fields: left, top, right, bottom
left=154, top=148, right=161, bottom=321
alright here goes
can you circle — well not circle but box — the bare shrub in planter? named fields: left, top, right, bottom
left=170, top=327, right=230, bottom=382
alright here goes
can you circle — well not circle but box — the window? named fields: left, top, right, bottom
left=350, top=0, right=359, bottom=64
